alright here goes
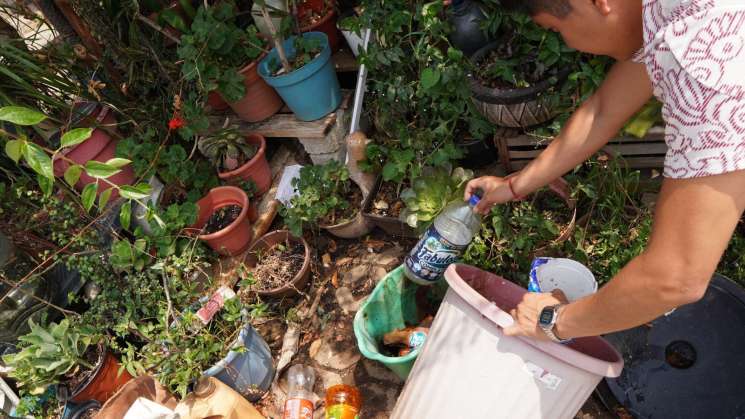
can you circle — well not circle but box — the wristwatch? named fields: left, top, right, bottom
left=538, top=304, right=569, bottom=343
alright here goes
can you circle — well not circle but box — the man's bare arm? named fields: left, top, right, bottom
left=468, top=60, right=654, bottom=212
left=556, top=170, right=745, bottom=338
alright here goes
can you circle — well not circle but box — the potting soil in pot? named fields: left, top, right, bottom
left=269, top=43, right=322, bottom=77
left=250, top=242, right=305, bottom=292
left=322, top=186, right=362, bottom=226
left=65, top=346, right=101, bottom=392
left=204, top=205, right=242, bottom=234
left=602, top=274, right=745, bottom=419
left=369, top=182, right=405, bottom=218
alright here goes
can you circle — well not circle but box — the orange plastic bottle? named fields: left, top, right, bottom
left=325, top=384, right=361, bottom=419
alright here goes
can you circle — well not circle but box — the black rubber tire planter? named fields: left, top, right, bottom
left=468, top=41, right=572, bottom=128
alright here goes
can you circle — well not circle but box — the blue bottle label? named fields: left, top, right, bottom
left=405, top=225, right=467, bottom=283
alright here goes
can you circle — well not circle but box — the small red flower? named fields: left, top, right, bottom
left=168, top=116, right=185, bottom=130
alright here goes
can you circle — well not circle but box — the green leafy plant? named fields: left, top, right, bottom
left=197, top=128, right=257, bottom=172
left=178, top=1, right=266, bottom=102
left=280, top=160, right=353, bottom=236
left=399, top=165, right=473, bottom=230
left=0, top=106, right=153, bottom=213
left=2, top=319, right=101, bottom=393
left=132, top=296, right=248, bottom=397
left=267, top=36, right=323, bottom=76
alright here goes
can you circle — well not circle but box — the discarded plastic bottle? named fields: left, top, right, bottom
left=404, top=193, right=482, bottom=285
left=325, top=384, right=361, bottom=419
left=283, top=364, right=316, bottom=419
left=448, top=0, right=490, bottom=57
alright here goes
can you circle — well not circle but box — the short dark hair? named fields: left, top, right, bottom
left=500, top=0, right=573, bottom=18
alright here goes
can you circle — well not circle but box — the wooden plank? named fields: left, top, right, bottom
left=214, top=90, right=352, bottom=139
left=603, top=142, right=668, bottom=156
left=509, top=149, right=543, bottom=159
left=510, top=156, right=664, bottom=170
left=333, top=47, right=359, bottom=72
left=506, top=129, right=666, bottom=148
left=494, top=134, right=513, bottom=173
left=223, top=113, right=336, bottom=139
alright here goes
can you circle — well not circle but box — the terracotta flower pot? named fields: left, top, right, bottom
left=217, top=134, right=272, bottom=196
left=242, top=230, right=311, bottom=297
left=52, top=108, right=135, bottom=199
left=298, top=0, right=340, bottom=50
left=192, top=186, right=254, bottom=256
left=207, top=90, right=230, bottom=111
left=227, top=58, right=283, bottom=123
left=67, top=345, right=133, bottom=404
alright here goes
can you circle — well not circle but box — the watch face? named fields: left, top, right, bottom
left=539, top=307, right=555, bottom=326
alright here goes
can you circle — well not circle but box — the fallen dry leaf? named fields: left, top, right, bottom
left=328, top=239, right=337, bottom=253
left=364, top=239, right=386, bottom=252
left=331, top=270, right=339, bottom=288
left=322, top=253, right=332, bottom=268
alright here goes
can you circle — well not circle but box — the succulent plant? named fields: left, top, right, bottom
left=198, top=128, right=257, bottom=172
left=399, top=165, right=473, bottom=230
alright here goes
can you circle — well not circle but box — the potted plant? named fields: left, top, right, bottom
left=255, top=0, right=341, bottom=122
left=2, top=319, right=132, bottom=404
left=191, top=186, right=257, bottom=256
left=280, top=160, right=372, bottom=239
left=68, top=401, right=101, bottom=419
left=178, top=1, right=283, bottom=123
left=297, top=0, right=340, bottom=51
left=198, top=128, right=272, bottom=195
left=139, top=296, right=275, bottom=401
left=240, top=230, right=311, bottom=297
left=467, top=14, right=575, bottom=128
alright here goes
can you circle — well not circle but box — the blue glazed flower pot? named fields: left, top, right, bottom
left=202, top=323, right=275, bottom=402
left=258, top=32, right=342, bottom=121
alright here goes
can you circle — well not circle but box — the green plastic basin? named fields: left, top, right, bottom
left=353, top=265, right=446, bottom=380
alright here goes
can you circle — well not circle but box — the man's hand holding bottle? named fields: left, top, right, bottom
left=464, top=175, right=523, bottom=215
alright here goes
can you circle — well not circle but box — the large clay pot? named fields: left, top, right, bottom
left=52, top=107, right=135, bottom=198
left=242, top=230, right=311, bottom=297
left=227, top=57, right=283, bottom=123
left=217, top=134, right=272, bottom=196
left=192, top=186, right=254, bottom=256
left=298, top=0, right=339, bottom=51
left=61, top=345, right=133, bottom=404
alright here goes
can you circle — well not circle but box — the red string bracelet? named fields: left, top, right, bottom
left=507, top=177, right=524, bottom=201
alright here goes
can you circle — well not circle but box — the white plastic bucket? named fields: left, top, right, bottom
left=529, top=257, right=598, bottom=302
left=391, top=264, right=623, bottom=419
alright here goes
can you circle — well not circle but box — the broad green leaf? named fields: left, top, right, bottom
left=104, top=157, right=131, bottom=168
left=98, top=187, right=113, bottom=209
left=64, top=165, right=83, bottom=186
left=120, top=201, right=132, bottom=230
left=119, top=184, right=151, bottom=200
left=37, top=174, right=53, bottom=197
left=420, top=68, right=440, bottom=90
left=81, top=183, right=98, bottom=212
left=84, top=161, right=121, bottom=179
left=0, top=106, right=46, bottom=125
left=5, top=139, right=24, bottom=162
left=22, top=143, right=53, bottom=179
left=60, top=128, right=93, bottom=148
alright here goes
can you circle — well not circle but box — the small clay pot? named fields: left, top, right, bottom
left=217, top=134, right=272, bottom=196
left=298, top=0, right=340, bottom=50
left=192, top=186, right=254, bottom=256
left=243, top=230, right=311, bottom=297
left=207, top=90, right=230, bottom=111
left=227, top=57, right=284, bottom=123
left=60, top=344, right=133, bottom=404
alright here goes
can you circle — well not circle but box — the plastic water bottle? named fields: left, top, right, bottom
left=283, top=364, right=316, bottom=419
left=404, top=193, right=482, bottom=285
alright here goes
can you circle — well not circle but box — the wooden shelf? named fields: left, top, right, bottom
left=210, top=90, right=353, bottom=140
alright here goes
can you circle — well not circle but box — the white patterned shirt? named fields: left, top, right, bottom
left=635, top=0, right=745, bottom=178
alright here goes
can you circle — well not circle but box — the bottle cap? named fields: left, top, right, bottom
left=468, top=188, right=483, bottom=207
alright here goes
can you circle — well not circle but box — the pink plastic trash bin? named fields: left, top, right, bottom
left=392, top=264, right=623, bottom=419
